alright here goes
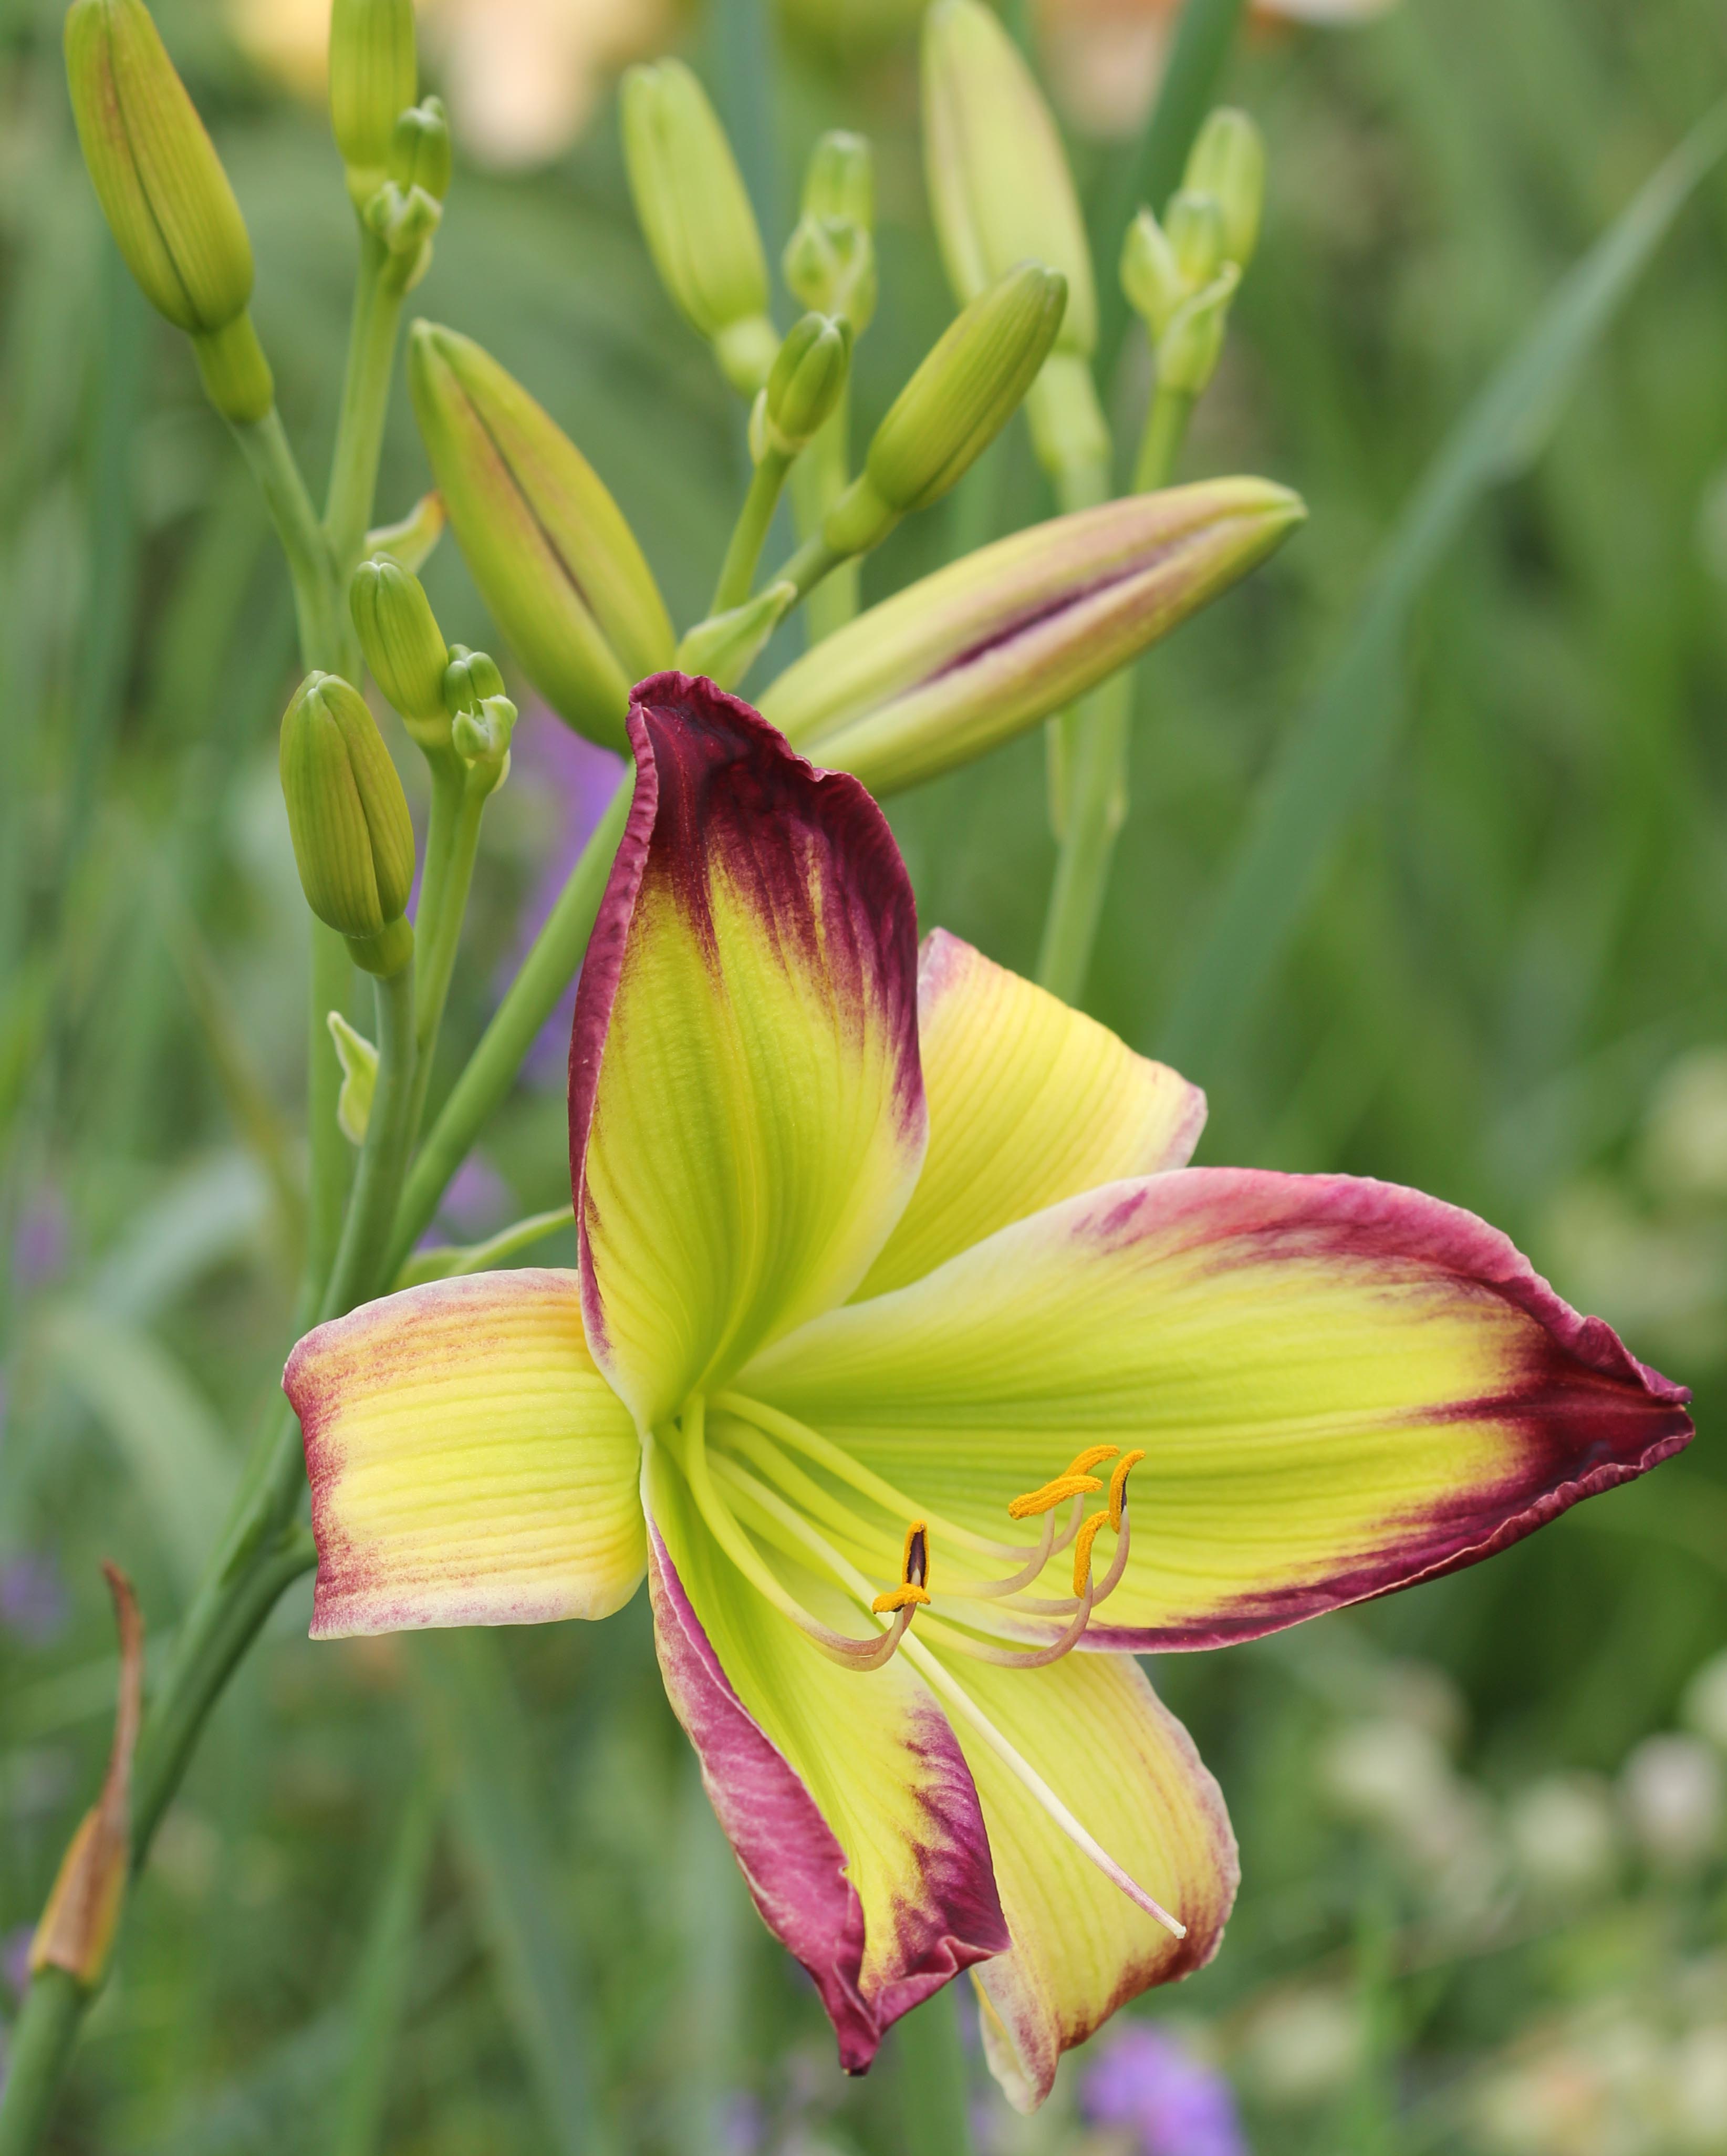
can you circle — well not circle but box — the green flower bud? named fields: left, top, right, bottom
left=761, top=479, right=1304, bottom=794
left=350, top=557, right=449, bottom=736
left=783, top=216, right=877, bottom=335
left=1183, top=106, right=1265, bottom=272
left=754, top=314, right=851, bottom=459
left=327, top=1010, right=378, bottom=1145
left=329, top=0, right=417, bottom=209
left=65, top=0, right=273, bottom=419
left=1165, top=190, right=1226, bottom=292
left=621, top=59, right=777, bottom=396
left=389, top=97, right=451, bottom=202
left=802, top=130, right=873, bottom=229
left=1157, top=264, right=1240, bottom=397
left=442, top=644, right=507, bottom=713
left=921, top=0, right=1094, bottom=359
left=279, top=671, right=417, bottom=975
left=674, top=583, right=796, bottom=693
left=364, top=178, right=442, bottom=291
left=825, top=262, right=1066, bottom=553
left=1120, top=209, right=1187, bottom=341
left=442, top=646, right=515, bottom=789
left=409, top=322, right=675, bottom=750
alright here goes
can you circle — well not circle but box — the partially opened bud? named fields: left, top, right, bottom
left=761, top=478, right=1304, bottom=794
left=65, top=0, right=273, bottom=420
left=329, top=0, right=418, bottom=208
left=824, top=263, right=1065, bottom=553
left=279, top=671, right=417, bottom=974
left=1158, top=264, right=1240, bottom=396
left=1184, top=106, right=1265, bottom=272
left=755, top=313, right=851, bottom=458
left=410, top=322, right=675, bottom=750
left=350, top=557, right=449, bottom=737
left=621, top=59, right=777, bottom=395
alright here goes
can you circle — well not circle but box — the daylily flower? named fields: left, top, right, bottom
left=285, top=673, right=1690, bottom=2111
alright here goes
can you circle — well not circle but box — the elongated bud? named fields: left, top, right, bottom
left=410, top=322, right=675, bottom=750
left=65, top=0, right=273, bottom=420
left=389, top=97, right=451, bottom=201
left=754, top=314, right=851, bottom=459
left=327, top=1011, right=378, bottom=1145
left=329, top=0, right=417, bottom=209
left=824, top=263, right=1065, bottom=555
left=1157, top=264, right=1240, bottom=396
left=761, top=479, right=1304, bottom=794
left=674, top=582, right=796, bottom=691
left=350, top=557, right=449, bottom=737
left=804, top=130, right=873, bottom=228
left=1183, top=107, right=1265, bottom=272
left=1120, top=209, right=1186, bottom=341
left=784, top=130, right=876, bottom=331
left=621, top=59, right=777, bottom=396
left=1165, top=191, right=1226, bottom=291
left=279, top=671, right=417, bottom=974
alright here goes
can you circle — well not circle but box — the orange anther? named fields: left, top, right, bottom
left=1071, top=1511, right=1111, bottom=1598
left=1007, top=1471, right=1103, bottom=1521
left=1063, top=1445, right=1121, bottom=1480
left=1107, top=1450, right=1147, bottom=1532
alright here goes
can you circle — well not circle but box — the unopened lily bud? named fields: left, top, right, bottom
left=365, top=178, right=442, bottom=289
left=442, top=643, right=507, bottom=714
left=65, top=0, right=273, bottom=421
left=443, top=646, right=515, bottom=787
left=1183, top=106, right=1265, bottom=271
left=760, top=478, right=1304, bottom=794
left=350, top=557, right=449, bottom=738
left=755, top=314, right=851, bottom=459
left=1120, top=209, right=1186, bottom=341
left=674, top=582, right=796, bottom=692
left=279, top=671, right=417, bottom=975
left=621, top=59, right=777, bottom=396
left=410, top=322, right=675, bottom=749
left=784, top=216, right=876, bottom=335
left=389, top=97, right=451, bottom=202
left=1165, top=190, right=1226, bottom=292
left=1157, top=264, right=1240, bottom=397
left=824, top=263, right=1066, bottom=554
left=803, top=130, right=873, bottom=229
left=329, top=0, right=417, bottom=208
left=327, top=1011, right=378, bottom=1145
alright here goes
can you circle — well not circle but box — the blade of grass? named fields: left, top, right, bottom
left=1158, top=101, right=1727, bottom=1079
left=413, top=1632, right=612, bottom=2156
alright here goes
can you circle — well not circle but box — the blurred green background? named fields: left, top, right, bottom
left=3, top=0, right=1727, bottom=2150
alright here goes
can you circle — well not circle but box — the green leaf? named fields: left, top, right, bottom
left=1158, top=101, right=1727, bottom=1079
left=412, top=1632, right=612, bottom=2156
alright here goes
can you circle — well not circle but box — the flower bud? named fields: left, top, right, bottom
left=1183, top=106, right=1265, bottom=272
left=65, top=0, right=273, bottom=419
left=674, top=583, right=796, bottom=692
left=621, top=59, right=777, bottom=396
left=442, top=644, right=507, bottom=714
left=329, top=0, right=418, bottom=208
left=824, top=263, right=1066, bottom=553
left=784, top=216, right=876, bottom=335
left=279, top=671, right=417, bottom=974
left=1120, top=209, right=1186, bottom=341
left=921, top=0, right=1095, bottom=358
left=760, top=478, right=1304, bottom=794
left=389, top=97, right=451, bottom=202
left=1157, top=265, right=1240, bottom=397
left=443, top=646, right=515, bottom=788
left=754, top=314, right=851, bottom=459
left=1165, top=190, right=1226, bottom=291
left=350, top=556, right=449, bottom=735
left=803, top=131, right=873, bottom=229
left=409, top=322, right=675, bottom=750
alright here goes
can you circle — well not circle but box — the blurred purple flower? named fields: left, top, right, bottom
left=719, top=2091, right=763, bottom=2154
left=13, top=1185, right=69, bottom=1290
left=1080, top=2024, right=1247, bottom=2156
left=499, top=712, right=625, bottom=1089
left=435, top=1155, right=514, bottom=1240
left=2, top=1927, right=32, bottom=2004
left=0, top=1553, right=68, bottom=1648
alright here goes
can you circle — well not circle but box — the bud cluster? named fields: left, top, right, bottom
left=783, top=132, right=878, bottom=335
left=1121, top=107, right=1265, bottom=400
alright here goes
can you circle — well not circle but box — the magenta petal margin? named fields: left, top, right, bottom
left=646, top=1516, right=1010, bottom=2072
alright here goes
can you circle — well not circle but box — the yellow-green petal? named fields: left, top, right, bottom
left=284, top=1269, right=643, bottom=1636
left=859, top=931, right=1204, bottom=1297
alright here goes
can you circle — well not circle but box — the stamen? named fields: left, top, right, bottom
left=915, top=1580, right=1095, bottom=1668
left=1071, top=1510, right=1110, bottom=1599
left=896, top=1632, right=1186, bottom=1940
left=1107, top=1449, right=1147, bottom=1532
left=714, top=1416, right=903, bottom=1570
left=1006, top=1444, right=1120, bottom=1521
left=871, top=1522, right=932, bottom=1614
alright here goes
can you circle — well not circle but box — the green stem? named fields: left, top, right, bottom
left=387, top=775, right=633, bottom=1280
left=322, top=959, right=419, bottom=1323
left=0, top=1972, right=85, bottom=2156
left=894, top=1988, right=975, bottom=2156
left=324, top=233, right=409, bottom=584
left=407, top=766, right=489, bottom=1147
left=306, top=921, right=355, bottom=1304
left=775, top=529, right=848, bottom=607
left=1135, top=385, right=1195, bottom=493
left=230, top=408, right=341, bottom=677
left=789, top=394, right=857, bottom=642
left=712, top=449, right=793, bottom=615
left=413, top=752, right=468, bottom=1061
